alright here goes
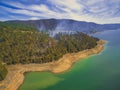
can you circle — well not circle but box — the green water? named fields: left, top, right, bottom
left=20, top=30, right=120, bottom=90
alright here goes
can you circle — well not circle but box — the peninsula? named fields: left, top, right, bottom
left=0, top=22, right=105, bottom=90
left=0, top=40, right=105, bottom=90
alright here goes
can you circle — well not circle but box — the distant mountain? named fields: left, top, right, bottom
left=6, top=19, right=120, bottom=35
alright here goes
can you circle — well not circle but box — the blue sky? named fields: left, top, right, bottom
left=0, top=0, right=120, bottom=24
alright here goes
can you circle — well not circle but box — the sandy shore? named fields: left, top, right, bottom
left=0, top=40, right=105, bottom=90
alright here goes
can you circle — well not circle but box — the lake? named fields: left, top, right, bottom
left=20, top=30, right=120, bottom=90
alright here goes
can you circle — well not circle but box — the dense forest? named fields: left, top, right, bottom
left=0, top=22, right=99, bottom=80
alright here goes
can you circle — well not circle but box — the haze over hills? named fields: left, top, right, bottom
left=6, top=19, right=120, bottom=36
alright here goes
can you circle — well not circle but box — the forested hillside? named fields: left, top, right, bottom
left=0, top=22, right=99, bottom=80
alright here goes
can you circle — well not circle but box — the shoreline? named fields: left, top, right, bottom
left=0, top=40, right=106, bottom=90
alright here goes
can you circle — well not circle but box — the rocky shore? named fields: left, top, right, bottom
left=0, top=40, right=105, bottom=90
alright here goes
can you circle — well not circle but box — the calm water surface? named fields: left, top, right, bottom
left=20, top=30, right=120, bottom=90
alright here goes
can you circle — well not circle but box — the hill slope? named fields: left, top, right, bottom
left=0, top=22, right=98, bottom=64
left=0, top=22, right=99, bottom=80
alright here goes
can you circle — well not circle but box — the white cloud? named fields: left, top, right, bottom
left=49, top=0, right=83, bottom=11
left=29, top=17, right=40, bottom=20
left=1, top=0, right=120, bottom=24
left=29, top=4, right=49, bottom=12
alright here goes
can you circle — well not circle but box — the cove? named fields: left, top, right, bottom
left=20, top=30, right=120, bottom=90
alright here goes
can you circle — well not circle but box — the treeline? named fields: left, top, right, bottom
left=0, top=22, right=37, bottom=32
left=0, top=22, right=99, bottom=80
left=55, top=32, right=99, bottom=53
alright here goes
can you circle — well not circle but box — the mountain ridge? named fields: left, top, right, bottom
left=5, top=19, right=120, bottom=34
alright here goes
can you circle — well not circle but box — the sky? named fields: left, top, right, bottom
left=0, top=0, right=120, bottom=24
